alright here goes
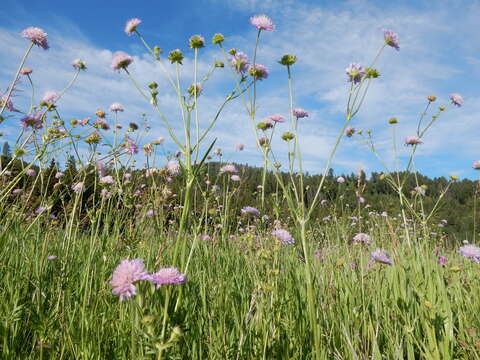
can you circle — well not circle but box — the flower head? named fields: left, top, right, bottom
left=345, top=126, right=355, bottom=137
left=241, top=206, right=260, bottom=217
left=438, top=256, right=447, bottom=266
left=72, top=182, right=85, bottom=193
left=21, top=27, right=49, bottom=50
left=42, top=91, right=59, bottom=104
left=371, top=248, right=393, bottom=265
left=220, top=164, right=238, bottom=174
left=235, top=143, right=245, bottom=151
left=125, top=18, right=141, bottom=35
left=267, top=114, right=285, bottom=123
left=166, top=160, right=180, bottom=176
left=230, top=52, right=250, bottom=73
left=248, top=64, right=269, bottom=80
left=353, top=233, right=371, bottom=245
left=405, top=136, right=423, bottom=145
left=26, top=168, right=37, bottom=177
left=458, top=244, right=480, bottom=263
left=20, top=68, right=33, bottom=75
left=125, top=136, right=138, bottom=155
left=111, top=52, right=133, bottom=71
left=110, top=259, right=150, bottom=300
left=55, top=172, right=64, bottom=179
left=189, top=35, right=205, bottom=49
left=449, top=93, right=463, bottom=107
left=250, top=14, right=275, bottom=31
left=149, top=267, right=186, bottom=289
left=473, top=160, right=480, bottom=170
left=337, top=176, right=345, bottom=183
left=292, top=108, right=308, bottom=118
left=109, top=102, right=124, bottom=112
left=99, top=175, right=114, bottom=185
left=271, top=229, right=294, bottom=244
left=383, top=29, right=400, bottom=50
left=346, top=63, right=365, bottom=84
left=72, top=59, right=87, bottom=70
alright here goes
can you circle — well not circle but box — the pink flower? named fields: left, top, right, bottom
left=292, top=108, right=308, bottom=118
left=42, top=91, right=59, bottom=104
left=248, top=64, right=269, bottom=80
left=26, top=168, right=36, bottom=177
left=166, top=160, right=180, bottom=175
left=109, top=102, right=124, bottom=112
left=148, top=267, right=186, bottom=289
left=72, top=182, right=85, bottom=193
left=231, top=175, right=241, bottom=181
left=267, top=114, right=285, bottom=123
left=345, top=126, right=355, bottom=137
left=371, top=249, right=393, bottom=265
left=449, top=93, right=463, bottom=107
left=230, top=52, right=249, bottom=73
left=220, top=164, right=238, bottom=174
left=125, top=136, right=138, bottom=155
left=125, top=18, right=142, bottom=35
left=337, top=176, right=345, bottom=183
left=21, top=27, right=49, bottom=50
left=55, top=172, right=64, bottom=179
left=72, top=59, right=86, bottom=70
left=111, top=52, right=134, bottom=71
left=110, top=259, right=150, bottom=300
left=405, top=136, right=423, bottom=145
left=353, top=233, right=371, bottom=245
left=383, top=29, right=400, bottom=50
left=99, top=175, right=114, bottom=185
left=250, top=14, right=275, bottom=31
left=473, top=160, right=480, bottom=170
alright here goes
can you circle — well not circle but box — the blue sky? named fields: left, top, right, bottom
left=0, top=0, right=479, bottom=179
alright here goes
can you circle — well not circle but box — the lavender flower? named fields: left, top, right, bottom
left=271, top=229, right=294, bottom=244
left=0, top=95, right=14, bottom=112
left=72, top=59, right=86, bottom=70
left=473, top=160, right=480, bottom=170
left=405, top=136, right=423, bottom=145
left=230, top=52, right=250, bottom=73
left=55, top=172, right=64, bottom=179
left=248, top=64, right=269, bottom=80
left=371, top=248, right=393, bottom=265
left=202, top=234, right=211, bottom=241
left=353, top=233, right=371, bottom=245
left=292, top=108, right=308, bottom=118
left=35, top=206, right=47, bottom=214
left=21, top=27, right=49, bottom=50
left=414, top=186, right=426, bottom=196
left=337, top=176, right=345, bottom=183
left=146, top=209, right=154, bottom=217
left=250, top=14, right=275, bottom=31
left=20, top=112, right=43, bottom=130
left=111, top=52, right=134, bottom=71
left=449, top=93, right=463, bottom=107
left=125, top=136, right=138, bottom=155
left=110, top=259, right=150, bottom=300
left=166, top=160, right=180, bottom=176
left=458, top=244, right=480, bottom=263
left=72, top=182, right=85, bottom=193
left=26, top=169, right=36, bottom=177
left=125, top=18, right=142, bottom=35
left=267, top=114, right=286, bottom=123
left=438, top=256, right=447, bottom=266
left=149, top=267, right=186, bottom=289
left=47, top=255, right=57, bottom=261
left=42, top=91, right=59, bottom=104
left=109, top=102, right=124, bottom=112
left=220, top=164, right=238, bottom=174
left=231, top=175, right=241, bottom=181
left=383, top=29, right=400, bottom=50
left=241, top=206, right=260, bottom=217
left=99, top=175, right=114, bottom=185
left=345, top=63, right=365, bottom=84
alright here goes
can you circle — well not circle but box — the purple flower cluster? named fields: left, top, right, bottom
left=111, top=52, right=134, bottom=71
left=110, top=259, right=186, bottom=300
left=405, top=136, right=423, bottom=145
left=21, top=27, right=49, bottom=50
left=371, top=248, right=393, bottom=265
left=292, top=108, right=308, bottom=118
left=383, top=29, right=400, bottom=50
left=241, top=206, right=260, bottom=217
left=230, top=52, right=250, bottom=73
left=458, top=244, right=480, bottom=263
left=271, top=229, right=294, bottom=244
left=125, top=18, right=142, bottom=35
left=250, top=15, right=275, bottom=31
left=20, top=112, right=43, bottom=129
left=345, top=63, right=365, bottom=84
left=353, top=233, right=371, bottom=245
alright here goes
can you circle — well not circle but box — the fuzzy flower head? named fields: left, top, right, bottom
left=371, top=248, right=393, bottom=265
left=292, top=108, right=308, bottom=118
left=125, top=136, right=138, bottom=155
left=241, top=206, right=260, bottom=217
left=166, top=160, right=180, bottom=176
left=272, top=229, right=294, bottom=244
left=220, top=164, right=238, bottom=174
left=337, top=176, right=345, bottom=183
left=111, top=52, right=133, bottom=71
left=345, top=126, right=356, bottom=137
left=72, top=59, right=87, bottom=70
left=248, top=64, right=269, bottom=80
left=125, top=18, right=141, bottom=35
left=353, top=233, right=371, bottom=245
left=449, top=93, right=463, bottom=107
left=72, top=182, right=85, bottom=193
left=26, top=168, right=37, bottom=177
left=268, top=114, right=286, bottom=123
left=458, top=244, right=480, bottom=263
left=230, top=52, right=250, bottom=73
left=231, top=174, right=241, bottom=181
left=109, top=102, right=124, bottom=112
left=250, top=14, right=275, bottom=31
left=21, top=27, right=49, bottom=50
left=42, top=91, right=59, bottom=104
left=473, top=160, right=480, bottom=170
left=346, top=63, right=365, bottom=84
left=405, top=136, right=423, bottom=146
left=110, top=259, right=150, bottom=300
left=99, top=175, right=114, bottom=185
left=149, top=267, right=186, bottom=289
left=55, top=172, right=64, bottom=179
left=383, top=29, right=400, bottom=50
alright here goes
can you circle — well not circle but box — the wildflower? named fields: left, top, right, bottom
left=129, top=122, right=139, bottom=130
left=353, top=233, right=371, bottom=245
left=345, top=63, right=365, bottom=84
left=153, top=136, right=165, bottom=145
left=230, top=52, right=250, bottom=73
left=149, top=267, right=186, bottom=288
left=12, top=188, right=23, bottom=195
left=26, top=168, right=36, bottom=177
left=21, top=27, right=49, bottom=50
left=473, top=160, right=480, bottom=170
left=72, top=59, right=87, bottom=70
left=258, top=137, right=269, bottom=146
left=125, top=18, right=141, bottom=35
left=267, top=114, right=285, bottom=123
left=241, top=206, right=260, bottom=217
left=99, top=175, right=114, bottom=185
left=47, top=255, right=57, bottom=260
left=166, top=160, right=180, bottom=176
left=100, top=188, right=111, bottom=198
left=189, top=35, right=205, bottom=49
left=72, top=182, right=85, bottom=193
left=111, top=51, right=133, bottom=71
left=278, top=54, right=297, bottom=66
left=110, top=259, right=150, bottom=300
left=292, top=108, right=308, bottom=118
left=125, top=137, right=138, bottom=155
left=458, top=244, right=480, bottom=263
left=248, top=64, right=269, bottom=80
left=231, top=175, right=241, bottom=181
left=202, top=234, right=211, bottom=241
left=345, top=126, right=355, bottom=137
left=449, top=93, right=463, bottom=107
left=55, top=172, right=64, bottom=179
left=271, top=229, right=294, bottom=244
left=358, top=197, right=366, bottom=204
left=146, top=209, right=154, bottom=217
left=383, top=29, right=400, bottom=50
left=220, top=164, right=238, bottom=174
left=20, top=68, right=32, bottom=75
left=0, top=95, right=14, bottom=112
left=281, top=132, right=295, bottom=141
left=438, top=256, right=447, bottom=266
left=42, top=91, right=59, bottom=104
left=35, top=206, right=47, bottom=214
left=405, top=136, right=423, bottom=145
left=337, top=176, right=345, bottom=183
left=124, top=173, right=132, bottom=180
left=388, top=117, right=398, bottom=124
left=168, top=49, right=184, bottom=64
left=427, top=95, right=436, bottom=102
left=109, top=102, right=124, bottom=112
left=250, top=14, right=275, bottom=31
left=321, top=199, right=328, bottom=206
left=212, top=33, right=225, bottom=44
left=371, top=249, right=393, bottom=265
left=235, top=143, right=244, bottom=151
left=414, top=186, right=426, bottom=196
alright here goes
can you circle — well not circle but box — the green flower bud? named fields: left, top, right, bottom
left=153, top=46, right=163, bottom=59
left=189, top=35, right=205, bottom=49
left=365, top=67, right=380, bottom=78
left=278, top=54, right=297, bottom=66
left=228, top=48, right=236, bottom=55
left=85, top=132, right=100, bottom=144
left=281, top=132, right=295, bottom=141
left=148, top=82, right=158, bottom=89
left=212, top=33, right=225, bottom=45
left=388, top=117, right=398, bottom=124
left=168, top=49, right=184, bottom=64
left=214, top=61, right=224, bottom=68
